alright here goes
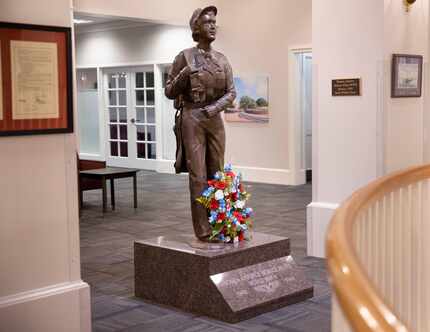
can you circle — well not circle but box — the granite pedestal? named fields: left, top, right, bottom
left=134, top=232, right=313, bottom=323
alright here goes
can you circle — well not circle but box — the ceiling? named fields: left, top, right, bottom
left=73, top=12, right=156, bottom=34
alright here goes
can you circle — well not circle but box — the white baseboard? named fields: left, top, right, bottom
left=306, top=201, right=339, bottom=257
left=0, top=281, right=91, bottom=332
left=78, top=152, right=105, bottom=162
left=232, top=165, right=293, bottom=185
left=156, top=162, right=298, bottom=186
left=156, top=159, right=176, bottom=174
left=81, top=155, right=301, bottom=186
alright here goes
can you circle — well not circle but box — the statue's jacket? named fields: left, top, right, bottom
left=165, top=47, right=236, bottom=173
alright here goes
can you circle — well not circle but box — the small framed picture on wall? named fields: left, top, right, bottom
left=391, top=54, right=423, bottom=98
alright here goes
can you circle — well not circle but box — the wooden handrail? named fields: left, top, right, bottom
left=326, top=164, right=430, bottom=332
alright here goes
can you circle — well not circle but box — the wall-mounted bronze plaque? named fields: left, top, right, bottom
left=332, top=78, right=361, bottom=96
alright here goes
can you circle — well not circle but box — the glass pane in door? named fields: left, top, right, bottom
left=134, top=70, right=157, bottom=160
left=107, top=71, right=128, bottom=158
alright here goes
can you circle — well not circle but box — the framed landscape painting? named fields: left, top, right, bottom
left=225, top=75, right=269, bottom=123
left=391, top=54, right=423, bottom=98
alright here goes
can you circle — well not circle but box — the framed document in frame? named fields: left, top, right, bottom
left=0, top=22, right=73, bottom=136
left=0, top=42, right=3, bottom=121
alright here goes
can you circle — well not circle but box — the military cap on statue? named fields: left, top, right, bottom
left=189, top=5, right=218, bottom=31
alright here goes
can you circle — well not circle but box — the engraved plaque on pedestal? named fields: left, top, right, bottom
left=211, top=256, right=312, bottom=312
left=134, top=232, right=313, bottom=323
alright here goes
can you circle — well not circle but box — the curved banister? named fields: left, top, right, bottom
left=326, top=164, right=430, bottom=332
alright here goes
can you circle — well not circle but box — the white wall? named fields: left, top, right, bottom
left=309, top=0, right=430, bottom=258
left=0, top=1, right=91, bottom=331
left=76, top=24, right=192, bottom=66
left=74, top=0, right=312, bottom=185
left=384, top=0, right=429, bottom=172
left=309, top=0, right=384, bottom=257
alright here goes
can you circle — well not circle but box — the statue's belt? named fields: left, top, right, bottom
left=183, top=100, right=214, bottom=109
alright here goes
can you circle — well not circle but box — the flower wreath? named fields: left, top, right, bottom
left=197, top=164, right=253, bottom=243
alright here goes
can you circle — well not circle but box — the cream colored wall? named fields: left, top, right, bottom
left=74, top=0, right=217, bottom=25
left=384, top=0, right=429, bottom=173
left=0, top=0, right=90, bottom=331
left=215, top=0, right=312, bottom=170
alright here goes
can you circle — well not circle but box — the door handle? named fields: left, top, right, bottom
left=130, top=118, right=136, bottom=124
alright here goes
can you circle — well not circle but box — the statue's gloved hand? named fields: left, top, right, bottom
left=177, top=66, right=191, bottom=81
left=177, top=65, right=198, bottom=82
left=203, top=104, right=219, bottom=118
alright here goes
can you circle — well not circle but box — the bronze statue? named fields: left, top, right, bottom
left=165, top=6, right=236, bottom=241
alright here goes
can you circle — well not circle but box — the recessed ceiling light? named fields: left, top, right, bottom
left=73, top=19, right=94, bottom=24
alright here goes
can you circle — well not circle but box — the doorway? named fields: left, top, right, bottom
left=103, top=66, right=160, bottom=170
left=288, top=47, right=312, bottom=185
left=299, top=52, right=312, bottom=182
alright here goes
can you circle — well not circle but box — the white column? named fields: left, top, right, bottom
left=308, top=0, right=384, bottom=257
left=0, top=1, right=91, bottom=331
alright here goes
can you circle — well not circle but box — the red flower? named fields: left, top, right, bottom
left=210, top=199, right=219, bottom=210
left=231, top=192, right=238, bottom=201
left=207, top=180, right=216, bottom=186
left=218, top=212, right=226, bottom=220
left=226, top=171, right=235, bottom=177
left=215, top=181, right=226, bottom=190
left=239, top=232, right=244, bottom=241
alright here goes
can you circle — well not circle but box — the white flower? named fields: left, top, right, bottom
left=215, top=189, right=224, bottom=200
left=235, top=200, right=245, bottom=209
left=225, top=236, right=231, bottom=243
left=233, top=236, right=239, bottom=243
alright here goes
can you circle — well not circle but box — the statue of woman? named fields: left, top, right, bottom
left=165, top=6, right=236, bottom=241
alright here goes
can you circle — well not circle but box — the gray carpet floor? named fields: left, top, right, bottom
left=79, top=171, right=331, bottom=332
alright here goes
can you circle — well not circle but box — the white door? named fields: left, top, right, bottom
left=301, top=53, right=312, bottom=171
left=103, top=66, right=159, bottom=170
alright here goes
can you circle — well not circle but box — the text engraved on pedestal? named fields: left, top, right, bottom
left=222, top=262, right=293, bottom=295
left=211, top=256, right=312, bottom=312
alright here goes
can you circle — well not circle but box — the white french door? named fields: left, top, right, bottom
left=103, top=66, right=160, bottom=170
